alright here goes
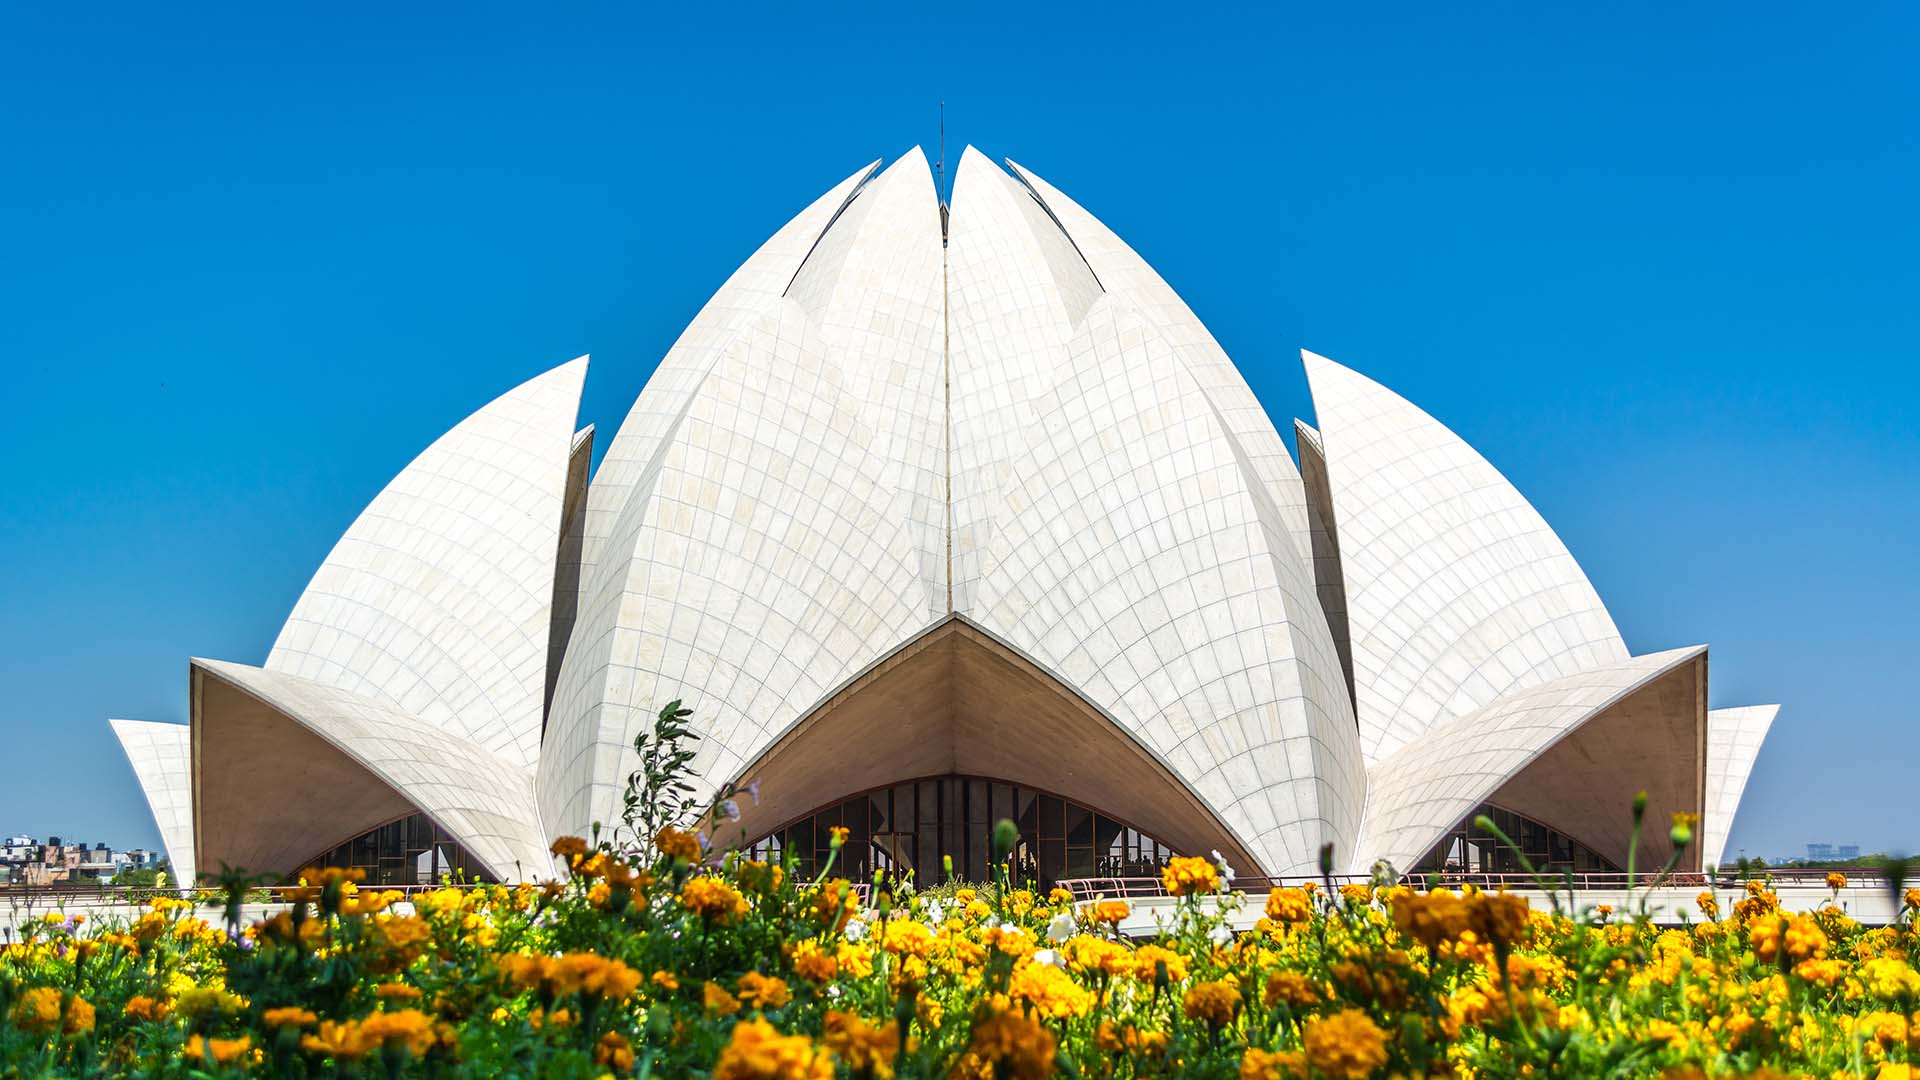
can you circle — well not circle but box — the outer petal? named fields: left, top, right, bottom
left=108, top=719, right=196, bottom=885
left=540, top=155, right=945, bottom=841
left=1354, top=646, right=1706, bottom=873
left=1703, top=705, right=1779, bottom=868
left=577, top=161, right=879, bottom=584
left=1302, top=350, right=1629, bottom=765
left=267, top=357, right=589, bottom=770
left=192, top=659, right=551, bottom=881
left=947, top=145, right=1103, bottom=615
left=1005, top=159, right=1315, bottom=557
left=969, top=291, right=1363, bottom=875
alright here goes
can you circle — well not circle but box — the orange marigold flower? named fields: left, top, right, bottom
left=828, top=825, right=851, bottom=846
left=1265, top=970, right=1323, bottom=1009
left=12, top=987, right=93, bottom=1036
left=791, top=940, right=839, bottom=982
left=1087, top=900, right=1131, bottom=926
left=682, top=876, right=750, bottom=922
left=651, top=969, right=681, bottom=992
left=656, top=827, right=702, bottom=862
left=1302, top=1008, right=1389, bottom=1080
left=359, top=1008, right=436, bottom=1057
left=374, top=982, right=423, bottom=1002
left=1241, top=1046, right=1309, bottom=1080
left=1828, top=872, right=1849, bottom=892
left=713, top=1017, right=833, bottom=1080
left=961, top=1009, right=1057, bottom=1080
left=263, top=1006, right=318, bottom=1028
left=182, top=1034, right=252, bottom=1065
left=1182, top=979, right=1243, bottom=1028
left=1265, top=887, right=1312, bottom=924
left=738, top=971, right=793, bottom=1010
left=823, top=1010, right=903, bottom=1079
left=596, top=1031, right=638, bottom=1072
left=705, top=981, right=743, bottom=1017
left=550, top=836, right=589, bottom=859
left=1161, top=855, right=1220, bottom=897
left=125, top=995, right=170, bottom=1022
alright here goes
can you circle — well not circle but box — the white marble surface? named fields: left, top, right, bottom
left=107, top=719, right=196, bottom=885
left=1703, top=705, right=1780, bottom=868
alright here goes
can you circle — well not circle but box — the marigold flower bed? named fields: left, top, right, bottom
left=3, top=837, right=1918, bottom=1078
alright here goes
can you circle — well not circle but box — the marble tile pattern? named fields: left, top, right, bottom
left=195, top=659, right=553, bottom=881
left=108, top=718, right=196, bottom=886
left=1301, top=350, right=1631, bottom=767
left=1353, top=646, right=1705, bottom=872
left=266, top=358, right=590, bottom=771
left=538, top=152, right=944, bottom=843
left=1702, top=705, right=1779, bottom=869
left=114, top=147, right=1777, bottom=882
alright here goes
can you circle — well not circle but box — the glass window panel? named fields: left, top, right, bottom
left=1065, top=803, right=1092, bottom=846
left=1038, top=796, right=1064, bottom=840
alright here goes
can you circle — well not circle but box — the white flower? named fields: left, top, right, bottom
left=1046, top=911, right=1077, bottom=942
left=1211, top=849, right=1235, bottom=885
left=926, top=904, right=945, bottom=928
left=1033, top=948, right=1066, bottom=969
left=1208, top=924, right=1233, bottom=946
left=844, top=918, right=867, bottom=943
left=982, top=915, right=1001, bottom=930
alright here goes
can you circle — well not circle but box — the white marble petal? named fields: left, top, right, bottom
left=1302, top=350, right=1630, bottom=765
left=1703, top=705, right=1779, bottom=868
left=108, top=718, right=196, bottom=885
left=539, top=155, right=945, bottom=843
left=195, top=659, right=551, bottom=881
left=267, top=357, right=589, bottom=770
left=968, top=290, right=1364, bottom=874
left=1354, top=646, right=1704, bottom=873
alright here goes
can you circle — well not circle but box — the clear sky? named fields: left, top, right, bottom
left=3, top=4, right=1914, bottom=863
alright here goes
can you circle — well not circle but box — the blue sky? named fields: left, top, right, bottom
left=3, top=4, right=1914, bottom=862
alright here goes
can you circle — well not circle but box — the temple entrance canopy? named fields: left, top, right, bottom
left=720, top=618, right=1260, bottom=880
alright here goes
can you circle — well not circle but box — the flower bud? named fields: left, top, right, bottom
left=992, top=819, right=1020, bottom=862
left=1632, top=790, right=1648, bottom=823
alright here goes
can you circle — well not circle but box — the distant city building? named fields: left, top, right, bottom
left=0, top=834, right=158, bottom=886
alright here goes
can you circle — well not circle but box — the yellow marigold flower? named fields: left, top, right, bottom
left=1132, top=943, right=1189, bottom=985
left=1697, top=891, right=1720, bottom=919
left=360, top=1008, right=436, bottom=1056
left=559, top=953, right=645, bottom=1000
left=1048, top=887, right=1074, bottom=905
left=1241, top=1046, right=1308, bottom=1080
left=1182, top=979, right=1243, bottom=1028
left=1905, top=887, right=1920, bottom=911
left=183, top=1034, right=253, bottom=1065
left=1858, top=957, right=1920, bottom=1000
left=1828, top=871, right=1849, bottom=891
left=1265, top=887, right=1312, bottom=924
left=791, top=940, right=839, bottom=982
left=1469, top=891, right=1532, bottom=946
left=588, top=880, right=612, bottom=907
left=1011, top=959, right=1095, bottom=1019
left=738, top=971, right=793, bottom=1010
left=739, top=859, right=786, bottom=894
left=713, top=1017, right=833, bottom=1080
left=705, top=981, right=743, bottom=1016
left=1161, top=855, right=1220, bottom=897
left=823, top=1010, right=902, bottom=1079
left=1878, top=1064, right=1915, bottom=1080
left=683, top=875, right=751, bottom=922
left=1392, top=890, right=1472, bottom=951
left=1086, top=899, right=1130, bottom=926
left=960, top=1009, right=1057, bottom=1080
left=655, top=827, right=702, bottom=862
left=1303, top=1008, right=1389, bottom=1080
left=263, top=1006, right=318, bottom=1028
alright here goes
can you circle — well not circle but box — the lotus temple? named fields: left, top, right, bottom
left=109, top=147, right=1777, bottom=889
